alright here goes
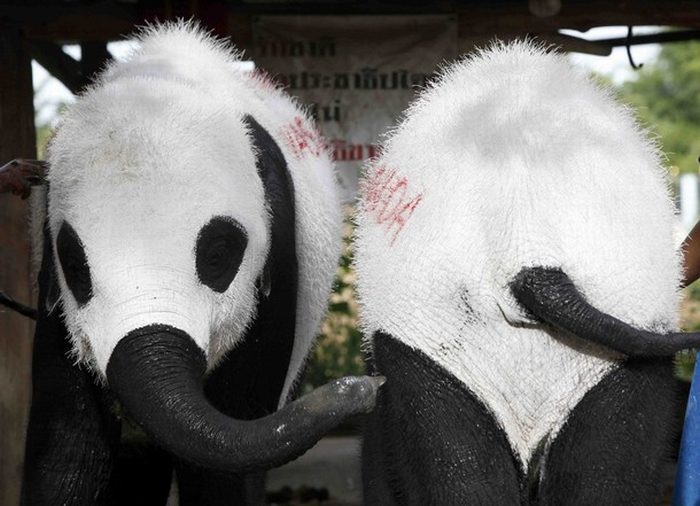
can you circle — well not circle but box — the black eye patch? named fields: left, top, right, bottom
left=196, top=216, right=248, bottom=293
left=56, top=222, right=92, bottom=306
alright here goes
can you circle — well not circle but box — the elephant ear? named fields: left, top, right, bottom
left=204, top=114, right=298, bottom=419
left=22, top=223, right=121, bottom=504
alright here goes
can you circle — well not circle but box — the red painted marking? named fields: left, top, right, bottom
left=281, top=116, right=326, bottom=160
left=362, top=165, right=424, bottom=246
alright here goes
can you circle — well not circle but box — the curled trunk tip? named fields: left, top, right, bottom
left=107, top=324, right=383, bottom=471
left=511, top=266, right=700, bottom=357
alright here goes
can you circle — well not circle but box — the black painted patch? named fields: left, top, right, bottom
left=56, top=221, right=92, bottom=306
left=458, top=285, right=482, bottom=327
left=539, top=358, right=679, bottom=506
left=364, top=331, right=681, bottom=506
left=176, top=115, right=298, bottom=502
left=195, top=216, right=247, bottom=293
left=207, top=115, right=297, bottom=412
left=22, top=223, right=121, bottom=504
left=363, top=331, right=523, bottom=505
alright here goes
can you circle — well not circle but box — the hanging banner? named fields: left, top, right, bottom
left=252, top=15, right=458, bottom=202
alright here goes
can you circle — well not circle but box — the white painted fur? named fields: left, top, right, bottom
left=45, top=21, right=341, bottom=404
left=355, top=41, right=680, bottom=468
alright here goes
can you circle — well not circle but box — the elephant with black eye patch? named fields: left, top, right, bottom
left=17, top=21, right=382, bottom=506
left=356, top=40, right=694, bottom=506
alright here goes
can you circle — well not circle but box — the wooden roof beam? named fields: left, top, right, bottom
left=30, top=41, right=86, bottom=94
left=594, top=29, right=700, bottom=47
left=457, top=1, right=700, bottom=37
left=2, top=1, right=699, bottom=43
left=533, top=32, right=612, bottom=55
left=81, top=41, right=112, bottom=82
left=29, top=41, right=112, bottom=95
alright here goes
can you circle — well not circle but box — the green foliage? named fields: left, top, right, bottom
left=620, top=40, right=700, bottom=174
left=36, top=123, right=53, bottom=158
left=627, top=40, right=700, bottom=381
left=609, top=40, right=700, bottom=381
left=676, top=349, right=697, bottom=382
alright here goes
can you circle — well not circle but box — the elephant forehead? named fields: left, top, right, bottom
left=48, top=132, right=263, bottom=214
left=52, top=179, right=263, bottom=265
left=47, top=75, right=264, bottom=203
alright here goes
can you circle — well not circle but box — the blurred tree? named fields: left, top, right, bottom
left=621, top=40, right=700, bottom=174
left=36, top=123, right=53, bottom=157
left=620, top=41, right=700, bottom=380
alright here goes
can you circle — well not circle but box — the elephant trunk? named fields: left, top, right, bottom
left=511, top=266, right=700, bottom=357
left=106, top=324, right=383, bottom=472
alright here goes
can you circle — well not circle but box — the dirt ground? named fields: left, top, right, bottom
left=267, top=436, right=362, bottom=505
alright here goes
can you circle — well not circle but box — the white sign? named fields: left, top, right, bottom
left=253, top=15, right=458, bottom=202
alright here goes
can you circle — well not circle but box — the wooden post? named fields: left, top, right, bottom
left=0, top=28, right=36, bottom=506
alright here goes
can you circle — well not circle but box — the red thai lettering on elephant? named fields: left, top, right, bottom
left=362, top=166, right=424, bottom=246
left=280, top=116, right=326, bottom=160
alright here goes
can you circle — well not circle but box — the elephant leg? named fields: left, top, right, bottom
left=22, top=234, right=121, bottom=506
left=364, top=331, right=522, bottom=506
left=105, top=442, right=173, bottom=506
left=362, top=409, right=399, bottom=506
left=538, top=359, right=678, bottom=506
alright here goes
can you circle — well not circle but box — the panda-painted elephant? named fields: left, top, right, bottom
left=356, top=41, right=696, bottom=505
left=19, top=22, right=382, bottom=505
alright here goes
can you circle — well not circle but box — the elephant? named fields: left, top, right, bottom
left=16, top=21, right=382, bottom=505
left=356, top=41, right=694, bottom=505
